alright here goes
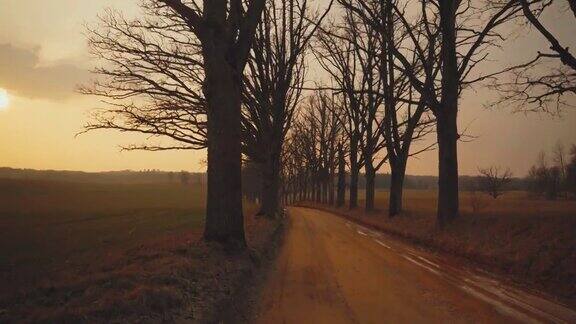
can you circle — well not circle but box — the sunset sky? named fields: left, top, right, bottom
left=0, top=0, right=575, bottom=176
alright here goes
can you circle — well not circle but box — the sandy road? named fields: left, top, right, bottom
left=253, top=207, right=576, bottom=324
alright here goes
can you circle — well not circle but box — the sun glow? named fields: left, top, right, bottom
left=0, top=89, right=9, bottom=111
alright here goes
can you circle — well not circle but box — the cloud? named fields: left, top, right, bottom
left=0, top=43, right=89, bottom=100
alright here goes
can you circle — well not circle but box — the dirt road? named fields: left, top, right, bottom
left=253, top=207, right=576, bottom=323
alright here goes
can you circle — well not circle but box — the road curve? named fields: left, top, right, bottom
left=253, top=207, right=576, bottom=324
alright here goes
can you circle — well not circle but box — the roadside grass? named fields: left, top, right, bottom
left=301, top=189, right=576, bottom=303
left=0, top=178, right=274, bottom=322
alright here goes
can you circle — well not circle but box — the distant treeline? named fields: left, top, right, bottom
left=0, top=167, right=205, bottom=185
left=0, top=167, right=530, bottom=191
left=358, top=174, right=527, bottom=191
left=321, top=173, right=527, bottom=191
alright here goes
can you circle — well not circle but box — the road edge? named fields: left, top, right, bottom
left=294, top=204, right=576, bottom=309
left=210, top=213, right=287, bottom=323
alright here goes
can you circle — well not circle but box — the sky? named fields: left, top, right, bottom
left=0, top=0, right=574, bottom=176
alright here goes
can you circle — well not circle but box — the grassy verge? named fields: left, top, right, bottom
left=298, top=189, right=576, bottom=304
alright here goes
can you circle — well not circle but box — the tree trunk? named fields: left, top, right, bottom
left=259, top=155, right=280, bottom=218
left=389, top=159, right=407, bottom=217
left=337, top=144, right=346, bottom=207
left=322, top=175, right=329, bottom=204
left=328, top=173, right=335, bottom=205
left=437, top=0, right=460, bottom=226
left=365, top=167, right=375, bottom=212
left=203, top=53, right=245, bottom=248
left=436, top=112, right=459, bottom=225
left=349, top=140, right=359, bottom=209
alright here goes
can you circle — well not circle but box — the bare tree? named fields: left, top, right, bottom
left=314, top=9, right=390, bottom=212
left=314, top=21, right=365, bottom=210
left=490, top=0, right=576, bottom=113
left=242, top=161, right=262, bottom=203
left=369, top=0, right=436, bottom=216
left=553, top=141, right=567, bottom=177
left=428, top=0, right=521, bottom=224
left=340, top=0, right=524, bottom=224
left=317, top=0, right=436, bottom=214
left=283, top=131, right=312, bottom=203
left=81, top=6, right=207, bottom=151
left=242, top=0, right=332, bottom=218
left=290, top=111, right=322, bottom=202
left=478, top=166, right=513, bottom=199
left=528, top=144, right=573, bottom=200
left=314, top=92, right=342, bottom=204
left=288, top=91, right=342, bottom=205
left=84, top=0, right=267, bottom=248
left=336, top=142, right=346, bottom=207
left=351, top=12, right=387, bottom=212
left=281, top=138, right=303, bottom=205
left=528, top=150, right=549, bottom=196
left=136, top=0, right=267, bottom=247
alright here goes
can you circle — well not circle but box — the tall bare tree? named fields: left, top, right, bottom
left=142, top=0, right=267, bottom=247
left=84, top=0, right=267, bottom=248
left=314, top=20, right=365, bottom=209
left=81, top=6, right=207, bottom=151
left=314, top=92, right=342, bottom=204
left=316, top=0, right=435, bottom=214
left=314, top=11, right=389, bottom=211
left=434, top=0, right=524, bottom=224
left=288, top=91, right=342, bottom=204
left=365, top=0, right=436, bottom=216
left=281, top=138, right=303, bottom=205
left=343, top=0, right=523, bottom=224
left=336, top=141, right=347, bottom=207
left=242, top=0, right=332, bottom=218
left=350, top=11, right=388, bottom=212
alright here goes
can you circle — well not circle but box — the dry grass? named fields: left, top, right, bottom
left=0, top=179, right=207, bottom=296
left=301, top=190, right=576, bottom=302
left=0, top=178, right=279, bottom=323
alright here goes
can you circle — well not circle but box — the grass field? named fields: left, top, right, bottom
left=0, top=178, right=262, bottom=298
left=303, top=189, right=576, bottom=302
left=2, top=178, right=574, bottom=319
left=0, top=178, right=272, bottom=322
